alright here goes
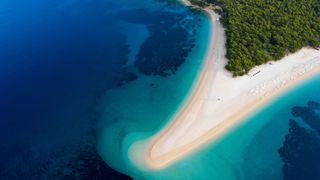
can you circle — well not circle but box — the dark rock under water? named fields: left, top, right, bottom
left=278, top=101, right=320, bottom=180
left=0, top=0, right=203, bottom=179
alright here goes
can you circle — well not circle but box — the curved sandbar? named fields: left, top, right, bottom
left=129, top=1, right=320, bottom=170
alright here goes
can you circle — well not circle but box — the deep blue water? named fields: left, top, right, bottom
left=0, top=0, right=207, bottom=179
left=0, top=0, right=132, bottom=179
left=1, top=0, right=320, bottom=179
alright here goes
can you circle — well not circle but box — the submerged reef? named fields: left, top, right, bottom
left=279, top=101, right=320, bottom=180
left=116, top=8, right=202, bottom=77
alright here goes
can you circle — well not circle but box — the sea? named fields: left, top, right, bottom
left=0, top=0, right=319, bottom=179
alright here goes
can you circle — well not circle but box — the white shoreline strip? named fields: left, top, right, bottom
left=129, top=0, right=320, bottom=170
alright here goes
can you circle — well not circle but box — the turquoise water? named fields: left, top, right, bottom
left=96, top=6, right=212, bottom=177
left=2, top=0, right=317, bottom=178
left=0, top=0, right=211, bottom=178
left=95, top=1, right=320, bottom=179
left=120, top=75, right=320, bottom=179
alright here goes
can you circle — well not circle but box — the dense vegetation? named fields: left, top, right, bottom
left=191, top=0, right=320, bottom=76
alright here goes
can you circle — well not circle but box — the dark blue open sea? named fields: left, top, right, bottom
left=1, top=0, right=319, bottom=179
left=0, top=0, right=210, bottom=179
left=0, top=0, right=135, bottom=179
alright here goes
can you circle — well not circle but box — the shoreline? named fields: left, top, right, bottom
left=129, top=0, right=320, bottom=170
left=145, top=2, right=221, bottom=169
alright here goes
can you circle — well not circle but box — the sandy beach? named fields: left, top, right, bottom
left=129, top=0, right=320, bottom=170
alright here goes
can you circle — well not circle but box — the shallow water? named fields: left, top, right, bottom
left=1, top=0, right=319, bottom=179
left=123, top=75, right=320, bottom=179
left=96, top=2, right=212, bottom=177
left=0, top=0, right=210, bottom=179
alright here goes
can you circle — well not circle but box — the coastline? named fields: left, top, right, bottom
left=180, top=0, right=191, bottom=6
left=129, top=0, right=320, bottom=170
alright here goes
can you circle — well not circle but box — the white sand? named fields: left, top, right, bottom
left=129, top=1, right=320, bottom=170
